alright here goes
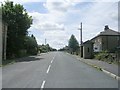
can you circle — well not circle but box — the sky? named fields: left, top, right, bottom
left=0, top=0, right=119, bottom=49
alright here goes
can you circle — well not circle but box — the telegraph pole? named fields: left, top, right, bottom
left=78, top=22, right=83, bottom=57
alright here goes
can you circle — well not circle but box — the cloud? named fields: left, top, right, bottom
left=0, top=0, right=46, bottom=4
left=1, top=0, right=119, bottom=5
left=33, top=22, right=65, bottom=31
left=43, top=0, right=76, bottom=13
left=28, top=11, right=65, bottom=32
left=32, top=30, right=70, bottom=49
left=43, top=30, right=69, bottom=49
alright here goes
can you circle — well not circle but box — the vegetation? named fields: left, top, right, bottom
left=1, top=1, right=33, bottom=59
left=38, top=44, right=57, bottom=53
left=58, top=46, right=69, bottom=51
left=94, top=50, right=118, bottom=64
left=25, top=35, right=38, bottom=55
left=58, top=35, right=79, bottom=55
left=68, top=34, right=79, bottom=54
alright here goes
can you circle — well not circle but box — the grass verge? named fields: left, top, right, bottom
left=2, top=59, right=16, bottom=67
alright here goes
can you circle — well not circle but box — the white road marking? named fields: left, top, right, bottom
left=46, top=65, right=51, bottom=73
left=51, top=60, right=53, bottom=64
left=41, top=80, right=46, bottom=89
left=50, top=54, right=56, bottom=64
left=46, top=54, right=56, bottom=74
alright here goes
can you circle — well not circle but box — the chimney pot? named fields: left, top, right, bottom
left=104, top=25, right=109, bottom=30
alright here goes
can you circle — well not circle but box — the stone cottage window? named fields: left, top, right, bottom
left=88, top=48, right=89, bottom=52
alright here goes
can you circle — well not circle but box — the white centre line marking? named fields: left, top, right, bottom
left=41, top=80, right=46, bottom=89
left=50, top=55, right=56, bottom=64
left=51, top=60, right=53, bottom=64
left=46, top=65, right=51, bottom=73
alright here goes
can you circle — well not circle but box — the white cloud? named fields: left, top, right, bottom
left=0, top=0, right=46, bottom=4
left=43, top=0, right=75, bottom=13
left=33, top=22, right=65, bottom=31
left=0, top=0, right=119, bottom=4
left=28, top=11, right=65, bottom=32
left=42, top=30, right=69, bottom=49
left=35, top=34, right=68, bottom=49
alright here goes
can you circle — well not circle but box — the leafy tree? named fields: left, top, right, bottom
left=1, top=1, right=33, bottom=58
left=68, top=34, right=79, bottom=53
left=38, top=44, right=57, bottom=53
left=25, top=35, right=38, bottom=55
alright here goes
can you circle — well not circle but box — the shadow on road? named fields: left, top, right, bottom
left=16, top=56, right=44, bottom=62
left=2, top=55, right=45, bottom=66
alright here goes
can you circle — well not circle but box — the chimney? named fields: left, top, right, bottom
left=104, top=25, right=109, bottom=30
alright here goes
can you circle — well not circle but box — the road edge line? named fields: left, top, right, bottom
left=79, top=59, right=120, bottom=80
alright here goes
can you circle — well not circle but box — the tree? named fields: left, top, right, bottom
left=38, top=44, right=57, bottom=53
left=1, top=1, right=33, bottom=58
left=68, top=34, right=79, bottom=54
left=25, top=35, right=38, bottom=55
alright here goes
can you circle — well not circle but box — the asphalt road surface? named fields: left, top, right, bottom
left=2, top=52, right=118, bottom=88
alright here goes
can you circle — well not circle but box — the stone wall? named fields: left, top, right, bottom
left=0, top=16, right=2, bottom=63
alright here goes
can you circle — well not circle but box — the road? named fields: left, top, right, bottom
left=2, top=52, right=118, bottom=88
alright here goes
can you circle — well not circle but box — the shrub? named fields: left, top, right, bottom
left=94, top=50, right=109, bottom=61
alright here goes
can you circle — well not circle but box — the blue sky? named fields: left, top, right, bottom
left=23, top=2, right=49, bottom=13
left=1, top=0, right=119, bottom=49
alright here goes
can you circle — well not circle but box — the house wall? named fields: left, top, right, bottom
left=83, top=42, right=93, bottom=59
left=102, top=36, right=119, bottom=52
left=92, top=37, right=102, bottom=52
left=91, top=35, right=119, bottom=52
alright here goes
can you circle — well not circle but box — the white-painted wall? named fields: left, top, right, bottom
left=93, top=37, right=102, bottom=52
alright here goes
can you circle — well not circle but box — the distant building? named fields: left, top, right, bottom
left=91, top=25, right=120, bottom=53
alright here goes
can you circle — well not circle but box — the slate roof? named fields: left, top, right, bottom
left=98, top=29, right=120, bottom=36
left=91, top=29, right=120, bottom=41
left=83, top=40, right=93, bottom=45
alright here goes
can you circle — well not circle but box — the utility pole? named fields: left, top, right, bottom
left=78, top=22, right=83, bottom=57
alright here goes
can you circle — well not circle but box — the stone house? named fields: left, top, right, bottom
left=91, top=25, right=120, bottom=53
left=83, top=25, right=120, bottom=59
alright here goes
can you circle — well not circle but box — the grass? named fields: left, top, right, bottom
left=2, top=59, right=16, bottom=67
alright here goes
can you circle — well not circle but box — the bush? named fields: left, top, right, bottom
left=94, top=50, right=109, bottom=61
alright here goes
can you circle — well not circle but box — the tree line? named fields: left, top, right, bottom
left=1, top=1, right=38, bottom=59
left=38, top=44, right=57, bottom=53
left=1, top=1, right=56, bottom=60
